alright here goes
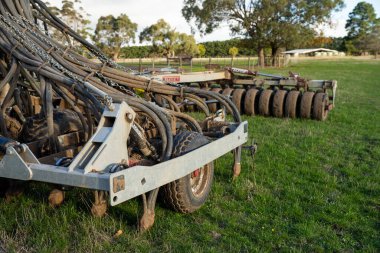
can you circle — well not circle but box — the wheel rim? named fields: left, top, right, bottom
left=190, top=163, right=211, bottom=197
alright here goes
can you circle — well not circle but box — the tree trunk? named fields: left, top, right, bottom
left=271, top=47, right=279, bottom=67
left=258, top=48, right=265, bottom=67
left=112, top=46, right=121, bottom=61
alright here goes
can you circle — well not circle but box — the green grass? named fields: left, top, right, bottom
left=1, top=59, right=380, bottom=252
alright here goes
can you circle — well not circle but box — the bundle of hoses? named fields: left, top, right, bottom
left=0, top=0, right=242, bottom=164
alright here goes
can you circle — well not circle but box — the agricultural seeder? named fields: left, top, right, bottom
left=0, top=0, right=249, bottom=230
left=154, top=68, right=337, bottom=121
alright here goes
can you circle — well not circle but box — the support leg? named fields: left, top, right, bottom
left=233, top=146, right=242, bottom=179
left=91, top=190, right=108, bottom=217
left=139, top=188, right=159, bottom=231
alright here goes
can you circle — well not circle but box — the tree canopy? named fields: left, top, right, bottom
left=345, top=2, right=378, bottom=54
left=139, top=19, right=198, bottom=58
left=182, top=0, right=344, bottom=66
left=45, top=0, right=91, bottom=43
left=94, top=14, right=137, bottom=60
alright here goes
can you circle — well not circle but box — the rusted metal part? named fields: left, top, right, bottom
left=91, top=191, right=108, bottom=217
left=113, top=175, right=125, bottom=193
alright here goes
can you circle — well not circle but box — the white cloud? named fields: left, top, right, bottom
left=47, top=0, right=380, bottom=43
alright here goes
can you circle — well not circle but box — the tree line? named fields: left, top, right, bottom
left=46, top=1, right=380, bottom=63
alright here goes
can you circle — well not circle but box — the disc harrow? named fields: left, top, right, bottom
left=0, top=0, right=249, bottom=231
left=154, top=68, right=337, bottom=121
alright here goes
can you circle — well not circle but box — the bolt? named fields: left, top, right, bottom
left=126, top=113, right=133, bottom=122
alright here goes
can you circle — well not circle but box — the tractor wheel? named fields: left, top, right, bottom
left=300, top=91, right=315, bottom=119
left=284, top=90, right=300, bottom=119
left=258, top=89, right=273, bottom=116
left=313, top=92, right=329, bottom=121
left=272, top=90, right=287, bottom=117
left=244, top=88, right=260, bottom=116
left=162, top=131, right=214, bottom=213
left=209, top=88, right=222, bottom=113
left=231, top=89, right=246, bottom=114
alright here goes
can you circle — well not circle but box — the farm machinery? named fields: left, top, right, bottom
left=154, top=68, right=337, bottom=121
left=0, top=0, right=248, bottom=230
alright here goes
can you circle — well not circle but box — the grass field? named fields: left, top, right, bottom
left=0, top=59, right=379, bottom=252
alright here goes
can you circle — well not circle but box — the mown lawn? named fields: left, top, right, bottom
left=0, top=59, right=379, bottom=252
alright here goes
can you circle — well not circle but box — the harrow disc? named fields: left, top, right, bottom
left=258, top=89, right=274, bottom=116
left=313, top=93, right=329, bottom=121
left=231, top=89, right=246, bottom=114
left=244, top=88, right=260, bottom=116
left=222, top=88, right=234, bottom=98
left=300, top=91, right=315, bottom=119
left=272, top=90, right=287, bottom=117
left=208, top=88, right=223, bottom=113
left=284, top=90, right=300, bottom=119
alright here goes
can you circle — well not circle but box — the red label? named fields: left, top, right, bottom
left=162, top=76, right=181, bottom=83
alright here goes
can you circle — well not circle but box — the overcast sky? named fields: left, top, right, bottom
left=47, top=0, right=380, bottom=45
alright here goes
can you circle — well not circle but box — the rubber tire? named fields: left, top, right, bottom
left=284, top=90, right=300, bottom=119
left=313, top=92, right=329, bottom=121
left=272, top=90, right=287, bottom=117
left=231, top=89, right=246, bottom=114
left=300, top=91, right=315, bottom=119
left=162, top=131, right=214, bottom=213
left=258, top=90, right=274, bottom=116
left=244, top=88, right=260, bottom=116
left=209, top=88, right=222, bottom=113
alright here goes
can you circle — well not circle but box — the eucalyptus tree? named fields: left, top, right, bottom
left=182, top=0, right=344, bottom=66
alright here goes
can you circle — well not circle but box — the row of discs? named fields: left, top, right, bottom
left=207, top=87, right=330, bottom=121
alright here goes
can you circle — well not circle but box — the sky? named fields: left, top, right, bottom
left=47, top=0, right=380, bottom=45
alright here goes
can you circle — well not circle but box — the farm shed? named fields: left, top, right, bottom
left=283, top=48, right=344, bottom=57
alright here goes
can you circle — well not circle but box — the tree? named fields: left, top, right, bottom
left=197, top=44, right=206, bottom=57
left=60, top=0, right=91, bottom=39
left=182, top=0, right=344, bottom=66
left=345, top=2, right=378, bottom=54
left=140, top=19, right=178, bottom=58
left=229, top=47, right=239, bottom=58
left=229, top=46, right=239, bottom=66
left=346, top=2, right=377, bottom=39
left=45, top=0, right=91, bottom=47
left=94, top=14, right=137, bottom=60
left=367, top=22, right=380, bottom=58
left=176, top=33, right=199, bottom=56
left=346, top=2, right=377, bottom=53
left=140, top=19, right=199, bottom=59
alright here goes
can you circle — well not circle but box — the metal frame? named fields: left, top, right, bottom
left=153, top=68, right=338, bottom=106
left=0, top=102, right=248, bottom=206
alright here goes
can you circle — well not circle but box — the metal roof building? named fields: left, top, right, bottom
left=283, top=48, right=341, bottom=57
